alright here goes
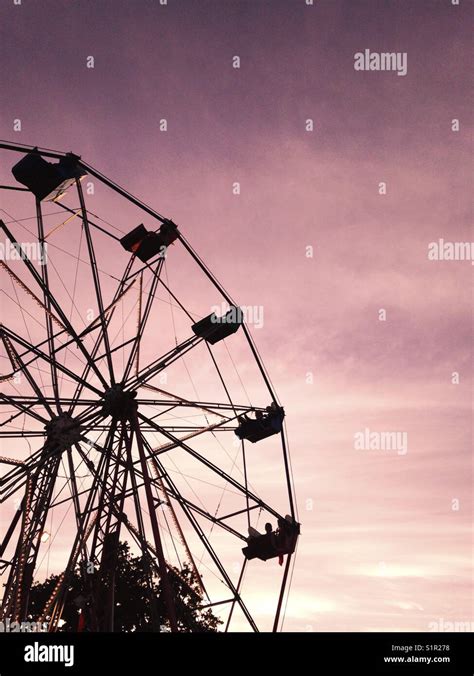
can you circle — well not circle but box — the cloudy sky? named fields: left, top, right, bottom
left=0, top=0, right=472, bottom=631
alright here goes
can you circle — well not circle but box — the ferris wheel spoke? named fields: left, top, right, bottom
left=114, top=436, right=248, bottom=543
left=141, top=437, right=262, bottom=551
left=75, top=180, right=116, bottom=387
left=0, top=219, right=109, bottom=390
left=153, top=480, right=246, bottom=541
left=36, top=199, right=62, bottom=412
left=0, top=330, right=55, bottom=419
left=121, top=259, right=164, bottom=383
left=0, top=393, right=48, bottom=425
left=1, top=397, right=94, bottom=406
left=224, top=558, right=248, bottom=631
left=136, top=395, right=264, bottom=414
left=138, top=411, right=281, bottom=521
left=0, top=431, right=44, bottom=438
left=128, top=334, right=203, bottom=390
left=0, top=403, right=38, bottom=431
left=0, top=453, right=34, bottom=500
left=68, top=257, right=137, bottom=415
left=82, top=278, right=137, bottom=336
left=150, top=416, right=238, bottom=456
left=152, top=277, right=240, bottom=416
left=2, top=320, right=96, bottom=388
left=55, top=202, right=123, bottom=243
left=1, top=325, right=104, bottom=397
left=0, top=259, right=65, bottom=332
left=140, top=383, right=228, bottom=420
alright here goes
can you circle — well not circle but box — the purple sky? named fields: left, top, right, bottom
left=0, top=0, right=472, bottom=631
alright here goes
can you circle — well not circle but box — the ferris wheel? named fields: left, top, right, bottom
left=0, top=141, right=299, bottom=632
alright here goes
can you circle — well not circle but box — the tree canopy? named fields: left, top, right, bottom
left=28, top=542, right=222, bottom=632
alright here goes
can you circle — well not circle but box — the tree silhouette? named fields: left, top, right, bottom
left=28, top=542, right=222, bottom=632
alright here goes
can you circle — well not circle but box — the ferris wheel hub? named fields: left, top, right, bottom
left=101, top=385, right=138, bottom=420
left=44, top=413, right=81, bottom=452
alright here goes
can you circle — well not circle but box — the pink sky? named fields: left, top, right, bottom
left=0, top=0, right=472, bottom=631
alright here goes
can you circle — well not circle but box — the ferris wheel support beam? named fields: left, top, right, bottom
left=86, top=420, right=120, bottom=564
left=92, top=426, right=130, bottom=632
left=0, top=493, right=24, bottom=559
left=131, top=410, right=178, bottom=632
left=65, top=448, right=89, bottom=559
left=45, top=431, right=117, bottom=630
left=74, top=437, right=193, bottom=629
left=1, top=451, right=61, bottom=622
left=125, top=435, right=163, bottom=629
